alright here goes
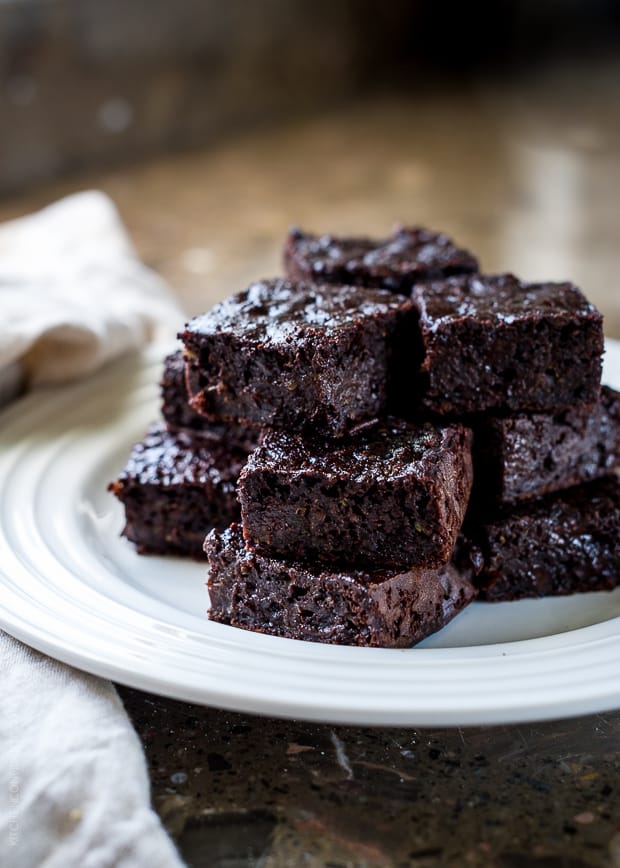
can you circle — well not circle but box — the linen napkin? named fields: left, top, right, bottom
left=0, top=189, right=182, bottom=399
left=0, top=192, right=186, bottom=867
left=0, top=635, right=184, bottom=868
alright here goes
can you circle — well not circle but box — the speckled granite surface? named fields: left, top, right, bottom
left=120, top=688, right=620, bottom=867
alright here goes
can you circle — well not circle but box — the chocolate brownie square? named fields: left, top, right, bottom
left=206, top=524, right=477, bottom=648
left=161, top=350, right=259, bottom=452
left=411, top=273, right=603, bottom=416
left=108, top=423, right=246, bottom=558
left=180, top=279, right=416, bottom=437
left=238, top=420, right=473, bottom=569
left=459, top=477, right=620, bottom=600
left=284, top=225, right=478, bottom=294
left=473, top=386, right=620, bottom=504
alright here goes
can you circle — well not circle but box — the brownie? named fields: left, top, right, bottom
left=458, top=477, right=620, bottom=601
left=473, top=386, right=620, bottom=505
left=284, top=225, right=478, bottom=294
left=238, top=420, right=473, bottom=569
left=180, top=279, right=416, bottom=437
left=411, top=273, right=603, bottom=416
left=161, top=350, right=259, bottom=452
left=205, top=524, right=477, bottom=648
left=108, top=423, right=247, bottom=558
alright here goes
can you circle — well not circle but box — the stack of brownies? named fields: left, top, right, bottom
left=110, top=226, right=620, bottom=647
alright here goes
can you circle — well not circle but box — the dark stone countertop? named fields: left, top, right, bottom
left=120, top=688, right=620, bottom=867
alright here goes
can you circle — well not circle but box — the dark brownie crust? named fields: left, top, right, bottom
left=238, top=420, right=473, bottom=569
left=412, top=273, right=603, bottom=416
left=206, top=524, right=477, bottom=648
left=284, top=225, right=478, bottom=294
left=108, top=423, right=247, bottom=558
left=161, top=350, right=259, bottom=452
left=459, top=477, right=620, bottom=601
left=180, top=279, right=416, bottom=437
left=473, top=386, right=620, bottom=504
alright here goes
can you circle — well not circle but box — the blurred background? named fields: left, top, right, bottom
left=1, top=0, right=619, bottom=331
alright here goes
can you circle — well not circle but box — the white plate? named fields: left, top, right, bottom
left=1, top=342, right=620, bottom=726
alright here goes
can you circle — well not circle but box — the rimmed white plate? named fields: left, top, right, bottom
left=1, top=341, right=620, bottom=726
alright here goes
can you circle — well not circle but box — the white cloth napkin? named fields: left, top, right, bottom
left=0, top=635, right=184, bottom=868
left=0, top=190, right=183, bottom=389
left=0, top=192, right=186, bottom=867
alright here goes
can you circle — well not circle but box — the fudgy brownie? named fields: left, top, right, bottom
left=284, top=225, right=478, bottom=294
left=161, top=350, right=259, bottom=451
left=238, top=420, right=473, bottom=569
left=411, top=273, right=603, bottom=416
left=206, top=524, right=477, bottom=648
left=180, top=279, right=416, bottom=437
left=459, top=476, right=620, bottom=601
left=473, top=386, right=620, bottom=504
left=109, top=423, right=247, bottom=558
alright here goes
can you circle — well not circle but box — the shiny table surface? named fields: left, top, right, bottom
left=120, top=689, right=620, bottom=867
left=3, top=73, right=620, bottom=866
